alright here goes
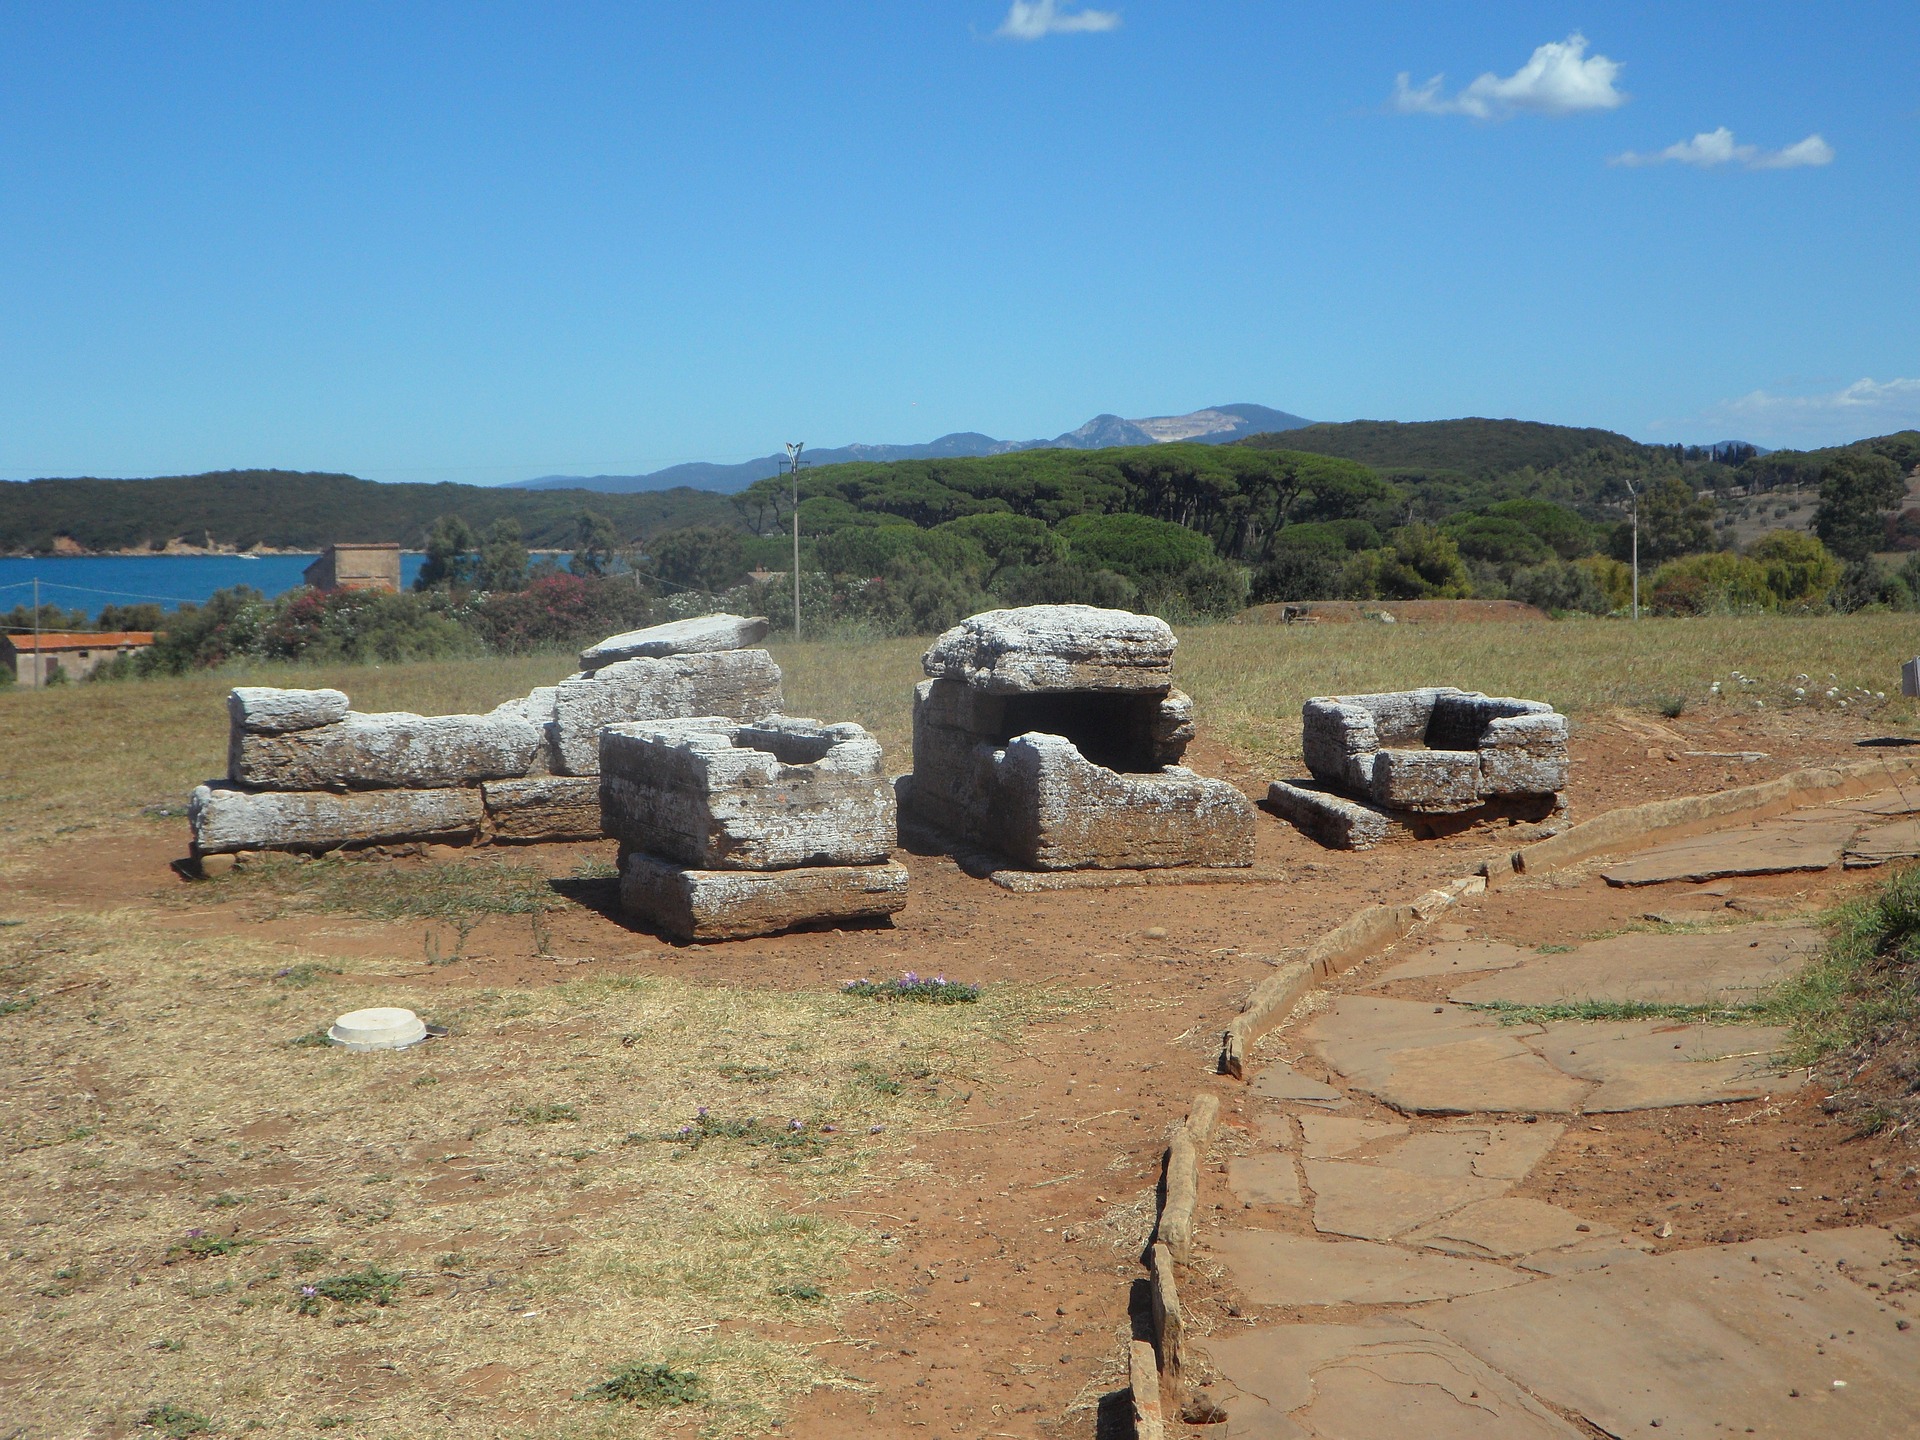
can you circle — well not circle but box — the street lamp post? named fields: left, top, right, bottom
left=1623, top=478, right=1641, bottom=621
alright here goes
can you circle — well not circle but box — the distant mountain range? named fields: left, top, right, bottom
left=502, top=403, right=1313, bottom=495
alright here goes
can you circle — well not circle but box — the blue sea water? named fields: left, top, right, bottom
left=0, top=553, right=429, bottom=620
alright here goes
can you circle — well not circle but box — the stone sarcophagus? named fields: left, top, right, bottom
left=900, top=605, right=1254, bottom=871
left=1271, top=687, right=1568, bottom=849
left=187, top=614, right=781, bottom=859
left=601, top=716, right=907, bottom=941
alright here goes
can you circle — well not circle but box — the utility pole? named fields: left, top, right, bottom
left=32, top=576, right=41, bottom=689
left=1623, top=478, right=1641, bottom=621
left=785, top=442, right=805, bottom=640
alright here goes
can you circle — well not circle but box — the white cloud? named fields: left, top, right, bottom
left=1710, top=379, right=1920, bottom=442
left=1393, top=33, right=1625, bottom=119
left=1613, top=127, right=1834, bottom=169
left=996, top=1, right=1120, bottom=40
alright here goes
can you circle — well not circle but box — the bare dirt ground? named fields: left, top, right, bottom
left=4, top=701, right=1912, bottom=1437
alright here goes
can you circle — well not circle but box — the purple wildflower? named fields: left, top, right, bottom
left=186, top=1228, right=203, bottom=1239
left=788, top=1118, right=804, bottom=1132
left=696, top=1106, right=708, bottom=1118
left=300, top=1285, right=317, bottom=1297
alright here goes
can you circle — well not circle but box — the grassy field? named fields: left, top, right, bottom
left=0, top=905, right=1098, bottom=1436
left=3, top=613, right=1919, bottom=1432
left=7, top=614, right=1914, bottom=861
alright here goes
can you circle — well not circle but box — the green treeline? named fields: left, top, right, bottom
left=0, top=470, right=733, bottom=553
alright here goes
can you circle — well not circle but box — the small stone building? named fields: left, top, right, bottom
left=304, top=543, right=402, bottom=593
left=900, top=604, right=1255, bottom=871
left=2, top=631, right=154, bottom=687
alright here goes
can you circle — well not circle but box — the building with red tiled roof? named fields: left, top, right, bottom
left=1, top=631, right=155, bottom=687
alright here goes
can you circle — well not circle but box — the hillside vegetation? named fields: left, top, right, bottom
left=0, top=470, right=734, bottom=553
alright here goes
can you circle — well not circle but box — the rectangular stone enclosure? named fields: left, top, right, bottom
left=1301, top=687, right=1569, bottom=812
left=902, top=605, right=1255, bottom=871
left=601, top=716, right=895, bottom=871
left=602, top=715, right=908, bottom=941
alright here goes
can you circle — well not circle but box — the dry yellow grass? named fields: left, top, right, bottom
left=0, top=908, right=1097, bottom=1436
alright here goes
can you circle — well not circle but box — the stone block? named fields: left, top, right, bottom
left=1479, top=743, right=1569, bottom=797
left=599, top=716, right=893, bottom=870
left=923, top=604, right=1175, bottom=694
left=579, top=613, right=770, bottom=672
left=988, top=734, right=1255, bottom=870
left=481, top=776, right=603, bottom=841
left=550, top=650, right=783, bottom=775
left=1266, top=780, right=1393, bottom=850
left=1368, top=749, right=1483, bottom=812
left=227, top=686, right=350, bottom=734
left=230, top=698, right=544, bottom=790
left=189, top=782, right=484, bottom=854
left=618, top=853, right=909, bottom=941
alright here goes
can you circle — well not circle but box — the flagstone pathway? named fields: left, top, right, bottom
left=1190, top=788, right=1920, bottom=1439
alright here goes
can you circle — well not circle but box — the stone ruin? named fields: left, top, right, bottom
left=1268, top=686, right=1568, bottom=849
left=899, top=604, right=1255, bottom=871
left=601, top=716, right=907, bottom=941
left=187, top=614, right=782, bottom=861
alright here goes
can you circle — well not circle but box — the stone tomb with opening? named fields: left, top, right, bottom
left=900, top=604, right=1255, bottom=871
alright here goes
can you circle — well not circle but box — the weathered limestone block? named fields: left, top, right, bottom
left=189, top=782, right=483, bottom=854
left=1368, top=749, right=1484, bottom=812
left=600, top=716, right=894, bottom=870
left=923, top=604, right=1175, bottom=694
left=579, top=613, right=770, bottom=673
left=550, top=650, right=783, bottom=775
left=1301, top=688, right=1567, bottom=813
left=988, top=734, right=1255, bottom=871
left=481, top=776, right=603, bottom=841
left=230, top=698, right=544, bottom=790
left=618, top=853, right=909, bottom=941
left=227, top=686, right=350, bottom=734
left=1266, top=781, right=1393, bottom=851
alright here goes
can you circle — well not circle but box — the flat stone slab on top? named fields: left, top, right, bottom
left=578, top=613, right=769, bottom=672
left=921, top=603, right=1175, bottom=694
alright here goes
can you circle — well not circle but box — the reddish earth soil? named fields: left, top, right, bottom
left=12, top=703, right=1918, bottom=1438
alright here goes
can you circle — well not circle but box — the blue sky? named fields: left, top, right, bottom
left=2, top=2, right=1915, bottom=483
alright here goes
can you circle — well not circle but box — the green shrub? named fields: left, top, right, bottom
left=1648, top=553, right=1776, bottom=616
left=1057, top=512, right=1216, bottom=586
left=1746, top=529, right=1842, bottom=607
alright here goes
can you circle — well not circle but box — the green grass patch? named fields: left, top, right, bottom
left=295, top=1265, right=406, bottom=1315
left=508, top=1102, right=580, bottom=1125
left=579, top=1362, right=707, bottom=1408
left=1463, top=998, right=1770, bottom=1026
left=164, top=1233, right=255, bottom=1263
left=1765, top=863, right=1920, bottom=1068
left=141, top=1403, right=213, bottom=1437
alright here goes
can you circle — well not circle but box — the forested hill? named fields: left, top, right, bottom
left=1238, top=418, right=1647, bottom=473
left=0, top=470, right=736, bottom=554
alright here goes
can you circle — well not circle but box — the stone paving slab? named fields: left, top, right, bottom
left=1845, top=814, right=1920, bottom=866
left=1530, top=1019, right=1800, bottom=1112
left=1416, top=1226, right=1920, bottom=1440
left=1404, top=1196, right=1612, bottom=1260
left=1212, top=1230, right=1527, bottom=1308
left=1378, top=1122, right=1563, bottom=1181
left=1228, top=1153, right=1305, bottom=1208
left=1448, top=923, right=1821, bottom=1008
left=1298, top=1114, right=1408, bottom=1159
left=1304, top=1159, right=1505, bottom=1240
left=1205, top=1323, right=1586, bottom=1439
left=1599, top=812, right=1861, bottom=886
left=1369, top=939, right=1535, bottom=985
left=1304, top=998, right=1590, bottom=1115
left=1250, top=1061, right=1347, bottom=1107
